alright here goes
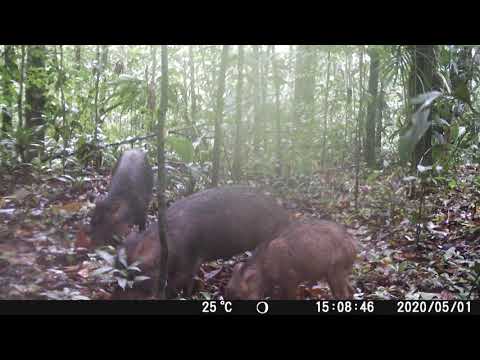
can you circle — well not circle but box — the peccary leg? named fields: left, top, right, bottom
left=327, top=272, right=352, bottom=299
left=276, top=277, right=299, bottom=300
left=138, top=218, right=146, bottom=232
left=135, top=211, right=146, bottom=232
left=283, top=286, right=299, bottom=300
left=346, top=283, right=355, bottom=298
left=181, top=258, right=204, bottom=297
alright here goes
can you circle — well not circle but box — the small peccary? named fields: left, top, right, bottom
left=111, top=186, right=291, bottom=299
left=226, top=219, right=358, bottom=300
left=89, top=149, right=153, bottom=246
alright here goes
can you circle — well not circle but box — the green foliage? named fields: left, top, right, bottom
left=92, top=247, right=150, bottom=291
left=399, top=91, right=443, bottom=163
left=166, top=135, right=194, bottom=163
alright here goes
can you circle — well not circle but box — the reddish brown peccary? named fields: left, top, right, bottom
left=225, top=219, right=358, bottom=300
left=112, top=186, right=291, bottom=299
left=89, top=149, right=153, bottom=246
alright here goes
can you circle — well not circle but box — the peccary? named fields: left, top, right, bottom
left=112, top=186, right=290, bottom=299
left=89, top=149, right=153, bottom=246
left=225, top=219, right=358, bottom=300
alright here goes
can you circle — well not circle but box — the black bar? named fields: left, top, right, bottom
left=0, top=301, right=479, bottom=316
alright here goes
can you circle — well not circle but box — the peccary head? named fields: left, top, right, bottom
left=90, top=197, right=130, bottom=246
left=110, top=229, right=158, bottom=300
left=225, top=262, right=264, bottom=300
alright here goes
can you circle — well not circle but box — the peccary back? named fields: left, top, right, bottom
left=226, top=219, right=358, bottom=300
left=90, top=149, right=153, bottom=246
left=113, top=186, right=291, bottom=298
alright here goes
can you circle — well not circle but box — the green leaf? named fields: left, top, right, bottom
left=473, top=262, right=480, bottom=274
left=454, top=82, right=470, bottom=103
left=417, top=165, right=432, bottom=173
left=199, top=292, right=211, bottom=300
left=128, top=266, right=142, bottom=273
left=418, top=292, right=439, bottom=300
left=92, top=266, right=114, bottom=277
left=166, top=135, right=194, bottom=163
left=115, top=247, right=128, bottom=269
left=448, top=179, right=457, bottom=189
left=118, top=278, right=127, bottom=290
left=96, top=250, right=115, bottom=266
left=411, top=91, right=442, bottom=111
left=399, top=109, right=431, bottom=163
left=134, top=276, right=150, bottom=283
left=444, top=247, right=456, bottom=260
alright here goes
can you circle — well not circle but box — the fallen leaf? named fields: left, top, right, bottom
left=204, top=267, right=223, bottom=281
left=78, top=267, right=90, bottom=278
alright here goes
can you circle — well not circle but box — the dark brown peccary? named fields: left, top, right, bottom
left=225, top=219, right=358, bottom=300
left=89, top=149, right=153, bottom=246
left=111, top=186, right=291, bottom=299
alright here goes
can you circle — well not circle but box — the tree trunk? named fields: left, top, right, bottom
left=154, top=45, right=169, bottom=299
left=99, top=45, right=109, bottom=111
left=93, top=45, right=101, bottom=168
left=376, top=80, right=385, bottom=167
left=2, top=45, right=15, bottom=134
left=408, top=45, right=437, bottom=169
left=320, top=50, right=331, bottom=169
left=189, top=45, right=197, bottom=135
left=93, top=46, right=101, bottom=144
left=17, top=45, right=26, bottom=132
left=272, top=45, right=282, bottom=177
left=354, top=46, right=365, bottom=211
left=53, top=45, right=68, bottom=172
left=232, top=45, right=244, bottom=183
left=24, top=45, right=47, bottom=162
left=210, top=45, right=229, bottom=188
left=365, top=47, right=380, bottom=169
left=261, top=46, right=271, bottom=153
left=342, top=48, right=352, bottom=167
left=149, top=46, right=157, bottom=129
left=252, top=45, right=261, bottom=156
left=74, top=46, right=81, bottom=70
left=293, top=45, right=316, bottom=174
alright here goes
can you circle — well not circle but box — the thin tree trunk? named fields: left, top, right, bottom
left=154, top=45, right=169, bottom=300
left=99, top=45, right=109, bottom=114
left=285, top=45, right=296, bottom=177
left=252, top=45, right=261, bottom=156
left=2, top=45, right=15, bottom=134
left=149, top=46, right=157, bottom=129
left=376, top=80, right=384, bottom=167
left=320, top=50, right=332, bottom=168
left=17, top=45, right=26, bottom=132
left=272, top=45, right=282, bottom=177
left=189, top=45, right=197, bottom=136
left=74, top=46, right=81, bottom=71
left=261, top=46, right=271, bottom=153
left=210, top=45, right=230, bottom=188
left=24, top=45, right=47, bottom=162
left=55, top=45, right=68, bottom=172
left=354, top=46, right=365, bottom=211
left=365, top=47, right=380, bottom=169
left=232, top=45, right=244, bottom=183
left=93, top=46, right=101, bottom=148
left=342, top=48, right=351, bottom=167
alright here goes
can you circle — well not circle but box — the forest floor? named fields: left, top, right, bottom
left=1, top=164, right=480, bottom=300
